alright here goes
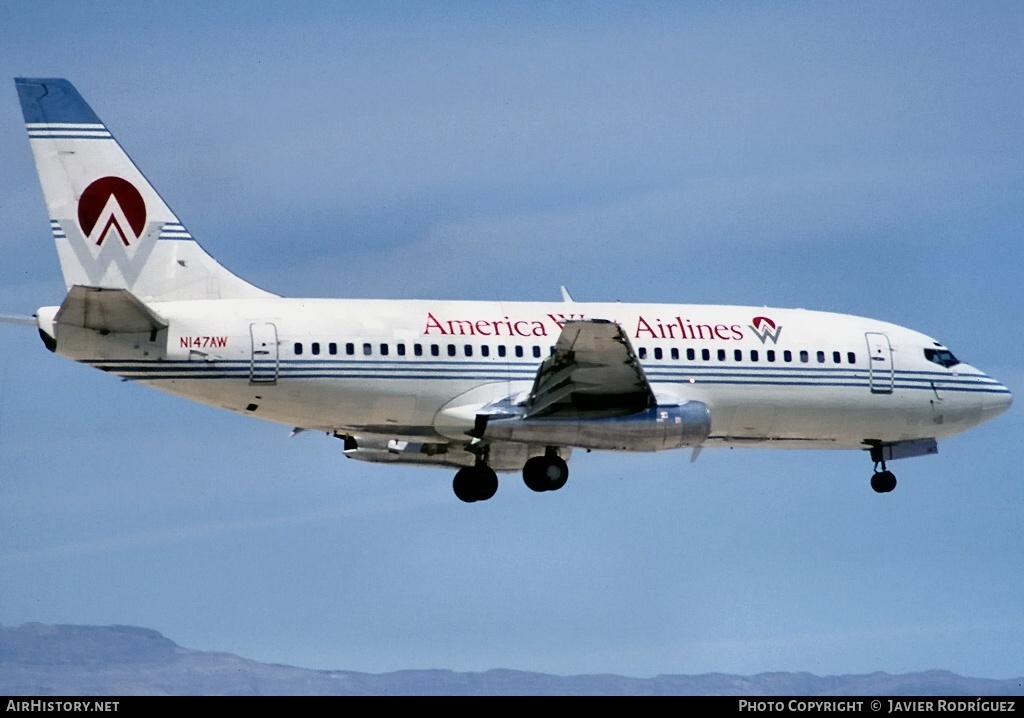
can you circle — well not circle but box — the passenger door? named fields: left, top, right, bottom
left=249, top=323, right=279, bottom=384
left=865, top=332, right=894, bottom=394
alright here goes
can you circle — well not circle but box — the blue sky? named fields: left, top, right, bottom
left=0, top=2, right=1022, bottom=679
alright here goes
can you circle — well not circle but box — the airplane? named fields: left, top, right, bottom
left=3, top=77, right=1012, bottom=503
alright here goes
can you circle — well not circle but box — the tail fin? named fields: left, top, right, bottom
left=15, top=78, right=274, bottom=301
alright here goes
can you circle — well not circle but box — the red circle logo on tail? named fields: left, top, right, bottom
left=78, top=176, right=147, bottom=246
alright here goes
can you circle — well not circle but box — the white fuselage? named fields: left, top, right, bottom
left=41, top=298, right=1012, bottom=463
left=15, top=77, right=1013, bottom=497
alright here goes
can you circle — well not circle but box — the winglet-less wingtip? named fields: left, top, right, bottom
left=560, top=286, right=574, bottom=303
left=0, top=315, right=37, bottom=327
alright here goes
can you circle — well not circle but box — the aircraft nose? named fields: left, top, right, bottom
left=994, top=383, right=1012, bottom=411
left=983, top=378, right=1012, bottom=419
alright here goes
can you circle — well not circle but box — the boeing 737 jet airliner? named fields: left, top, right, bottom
left=4, top=78, right=1012, bottom=502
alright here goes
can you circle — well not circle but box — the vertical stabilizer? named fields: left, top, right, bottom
left=16, top=78, right=274, bottom=301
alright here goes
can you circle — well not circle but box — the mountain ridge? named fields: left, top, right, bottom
left=2, top=623, right=1021, bottom=696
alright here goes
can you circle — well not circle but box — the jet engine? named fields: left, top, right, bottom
left=480, top=401, right=711, bottom=452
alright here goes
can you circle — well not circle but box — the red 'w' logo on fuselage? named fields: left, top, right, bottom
left=749, top=316, right=783, bottom=344
left=78, top=176, right=147, bottom=247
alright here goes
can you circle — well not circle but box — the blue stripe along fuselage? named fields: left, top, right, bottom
left=82, top=359, right=1010, bottom=395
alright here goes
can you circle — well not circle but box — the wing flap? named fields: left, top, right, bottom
left=525, top=319, right=654, bottom=418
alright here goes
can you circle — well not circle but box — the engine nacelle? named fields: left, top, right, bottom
left=335, top=433, right=568, bottom=472
left=343, top=447, right=467, bottom=468
left=481, top=402, right=711, bottom=452
left=337, top=434, right=469, bottom=468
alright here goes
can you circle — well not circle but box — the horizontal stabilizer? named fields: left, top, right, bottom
left=54, top=285, right=167, bottom=333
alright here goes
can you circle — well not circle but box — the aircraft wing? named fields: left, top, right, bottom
left=0, top=315, right=36, bottom=326
left=523, top=319, right=654, bottom=418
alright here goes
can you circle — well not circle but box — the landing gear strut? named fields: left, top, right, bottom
left=869, top=446, right=897, bottom=493
left=453, top=463, right=498, bottom=503
left=522, top=448, right=569, bottom=493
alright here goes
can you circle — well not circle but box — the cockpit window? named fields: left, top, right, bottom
left=924, top=348, right=960, bottom=368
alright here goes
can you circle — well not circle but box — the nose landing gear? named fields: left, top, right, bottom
left=870, top=468, right=897, bottom=493
left=869, top=446, right=897, bottom=493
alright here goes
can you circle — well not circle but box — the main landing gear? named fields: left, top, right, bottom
left=869, top=446, right=897, bottom=494
left=522, top=448, right=569, bottom=493
left=453, top=463, right=498, bottom=503
left=451, top=447, right=570, bottom=502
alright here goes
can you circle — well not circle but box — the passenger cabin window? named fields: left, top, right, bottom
left=924, top=348, right=961, bottom=368
left=464, top=345, right=473, bottom=357
left=294, top=342, right=303, bottom=355
left=832, top=351, right=841, bottom=364
left=363, top=343, right=372, bottom=356
left=687, top=348, right=695, bottom=361
left=533, top=346, right=541, bottom=358
left=639, top=347, right=647, bottom=360
left=498, top=345, right=506, bottom=357
left=671, top=348, right=679, bottom=360
left=717, top=349, right=726, bottom=361
left=701, top=349, right=710, bottom=361
left=329, top=342, right=337, bottom=355
left=654, top=348, right=663, bottom=360
left=397, top=343, right=406, bottom=356
left=311, top=342, right=320, bottom=356
left=481, top=345, right=490, bottom=357
left=799, top=350, right=809, bottom=363
left=734, top=349, right=742, bottom=361
left=767, top=350, right=776, bottom=362
left=816, top=351, right=825, bottom=363
left=750, top=350, right=759, bottom=362
left=380, top=343, right=389, bottom=356
left=414, top=344, right=423, bottom=356
left=783, top=350, right=792, bottom=363
left=515, top=346, right=524, bottom=358
left=346, top=342, right=354, bottom=355
left=847, top=352, right=856, bottom=364
left=447, top=344, right=456, bottom=357
left=431, top=344, right=439, bottom=357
